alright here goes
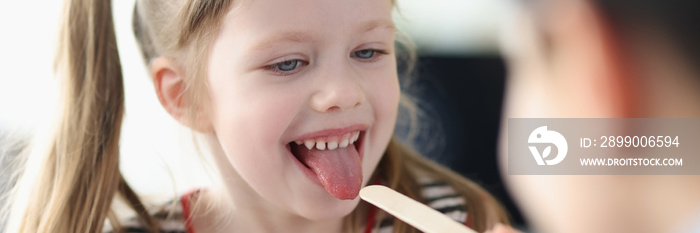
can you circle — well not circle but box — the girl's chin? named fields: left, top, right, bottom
left=292, top=195, right=362, bottom=221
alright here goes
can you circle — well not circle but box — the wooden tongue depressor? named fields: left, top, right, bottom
left=360, top=185, right=478, bottom=233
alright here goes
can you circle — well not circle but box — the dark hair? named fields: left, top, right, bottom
left=591, top=1, right=699, bottom=71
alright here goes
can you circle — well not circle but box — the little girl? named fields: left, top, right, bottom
left=4, top=0, right=509, bottom=232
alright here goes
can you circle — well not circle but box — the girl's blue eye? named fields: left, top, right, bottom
left=351, top=49, right=388, bottom=62
left=275, top=60, right=303, bottom=72
left=265, top=59, right=308, bottom=76
left=354, top=49, right=376, bottom=59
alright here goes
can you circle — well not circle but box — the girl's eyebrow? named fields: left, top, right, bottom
left=250, top=19, right=395, bottom=51
left=251, top=31, right=316, bottom=51
left=360, top=19, right=396, bottom=33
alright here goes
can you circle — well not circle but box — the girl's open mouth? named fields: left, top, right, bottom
left=287, top=130, right=366, bottom=200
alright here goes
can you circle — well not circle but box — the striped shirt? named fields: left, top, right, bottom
left=110, top=178, right=469, bottom=233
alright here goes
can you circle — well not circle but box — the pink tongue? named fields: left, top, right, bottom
left=293, top=144, right=362, bottom=200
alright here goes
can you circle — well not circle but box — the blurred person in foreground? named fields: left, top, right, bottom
left=494, top=0, right=700, bottom=233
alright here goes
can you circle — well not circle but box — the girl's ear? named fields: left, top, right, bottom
left=151, top=57, right=213, bottom=132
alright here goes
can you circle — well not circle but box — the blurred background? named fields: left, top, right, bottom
left=0, top=0, right=524, bottom=228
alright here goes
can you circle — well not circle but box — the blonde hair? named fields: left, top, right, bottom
left=3, top=0, right=508, bottom=233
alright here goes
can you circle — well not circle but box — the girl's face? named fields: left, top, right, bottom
left=205, top=0, right=398, bottom=220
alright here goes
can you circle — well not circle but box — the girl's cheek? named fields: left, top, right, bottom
left=377, top=71, right=401, bottom=110
left=365, top=59, right=399, bottom=97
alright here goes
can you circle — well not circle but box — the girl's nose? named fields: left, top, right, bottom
left=310, top=63, right=366, bottom=112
